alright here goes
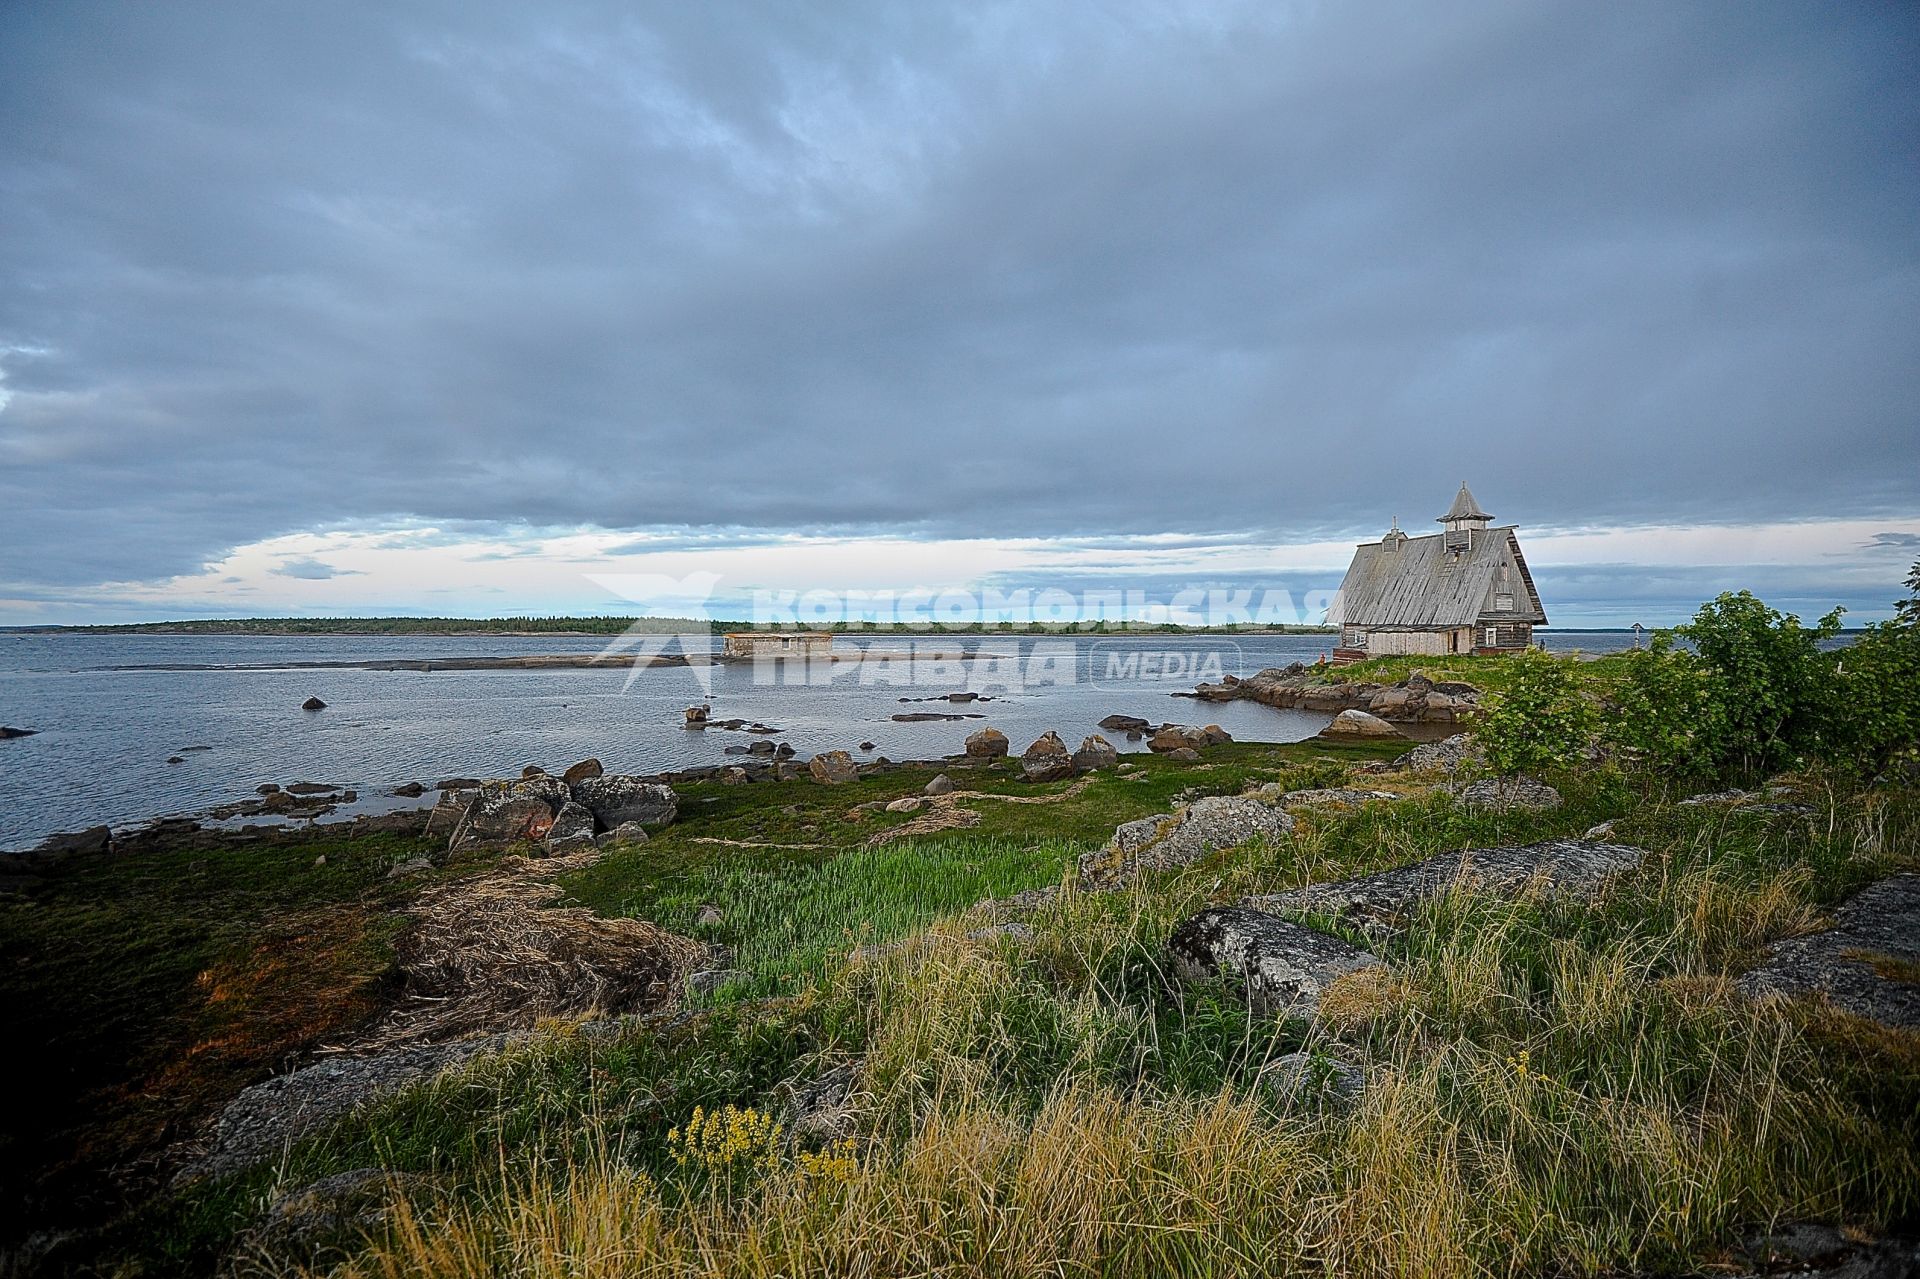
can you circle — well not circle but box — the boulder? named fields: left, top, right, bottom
left=1260, top=785, right=1401, bottom=809
left=924, top=773, right=955, bottom=796
left=1440, top=776, right=1562, bottom=811
left=1261, top=1051, right=1367, bottom=1113
left=422, top=790, right=477, bottom=842
left=594, top=821, right=651, bottom=848
left=1166, top=747, right=1202, bottom=763
left=285, top=782, right=339, bottom=795
left=547, top=800, right=597, bottom=849
left=1082, top=796, right=1293, bottom=887
left=0, top=725, right=38, bottom=739
left=34, top=825, right=111, bottom=856
left=747, top=739, right=776, bottom=756
left=561, top=758, right=604, bottom=785
left=1150, top=725, right=1205, bottom=753
left=257, top=783, right=282, bottom=795
left=964, top=727, right=1010, bottom=758
left=1071, top=734, right=1119, bottom=773
left=775, top=742, right=796, bottom=759
left=569, top=775, right=679, bottom=829
left=387, top=857, right=433, bottom=879
left=1199, top=724, right=1233, bottom=746
left=778, top=1060, right=865, bottom=1146
left=448, top=777, right=569, bottom=851
left=521, top=765, right=548, bottom=778
left=858, top=741, right=877, bottom=752
left=885, top=796, right=924, bottom=813
left=1394, top=734, right=1480, bottom=774
left=242, top=1168, right=431, bottom=1264
left=301, top=697, right=327, bottom=711
left=684, top=705, right=710, bottom=726
left=686, top=969, right=751, bottom=997
left=1321, top=709, right=1405, bottom=740
left=390, top=781, right=426, bottom=798
left=717, top=766, right=752, bottom=785
left=1168, top=906, right=1384, bottom=1017
left=1020, top=731, right=1075, bottom=782
left=436, top=778, right=482, bottom=791
left=809, top=750, right=859, bottom=785
left=1738, top=874, right=1920, bottom=1030
left=1244, top=838, right=1649, bottom=935
left=1099, top=714, right=1152, bottom=735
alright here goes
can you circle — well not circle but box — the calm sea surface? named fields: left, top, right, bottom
left=0, top=630, right=1643, bottom=850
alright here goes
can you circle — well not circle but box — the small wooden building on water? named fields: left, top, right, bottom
left=721, top=631, right=835, bottom=660
left=1328, top=484, right=1546, bottom=663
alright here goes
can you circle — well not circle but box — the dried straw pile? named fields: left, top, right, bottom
left=363, top=852, right=704, bottom=1049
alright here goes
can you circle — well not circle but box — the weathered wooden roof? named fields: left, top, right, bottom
left=1438, top=482, right=1491, bottom=522
left=1330, top=526, right=1547, bottom=628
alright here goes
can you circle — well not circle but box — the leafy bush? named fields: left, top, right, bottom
left=1682, top=591, right=1843, bottom=778
left=1475, top=648, right=1596, bottom=778
left=1605, top=633, right=1721, bottom=779
left=1829, top=561, right=1920, bottom=775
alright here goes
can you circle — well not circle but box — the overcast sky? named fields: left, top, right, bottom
left=2, top=1, right=1916, bottom=626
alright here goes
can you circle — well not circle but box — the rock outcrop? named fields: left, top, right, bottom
left=1168, top=906, right=1384, bottom=1016
left=1082, top=795, right=1293, bottom=887
left=1244, top=838, right=1649, bottom=935
left=1149, top=724, right=1231, bottom=754
left=448, top=777, right=570, bottom=851
left=1394, top=733, right=1481, bottom=774
left=1193, top=666, right=1481, bottom=725
left=1739, top=874, right=1920, bottom=1030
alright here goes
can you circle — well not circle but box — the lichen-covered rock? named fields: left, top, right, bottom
left=1166, top=747, right=1202, bottom=762
left=964, top=727, right=1009, bottom=758
left=545, top=800, right=598, bottom=853
left=1321, top=709, right=1405, bottom=739
left=1260, top=1051, right=1367, bottom=1112
left=1071, top=734, right=1119, bottom=773
left=1393, top=733, right=1481, bottom=775
left=1259, top=785, right=1402, bottom=809
left=808, top=750, right=858, bottom=784
left=594, top=821, right=650, bottom=848
left=924, top=773, right=955, bottom=796
left=1082, top=796, right=1293, bottom=887
left=885, top=796, right=923, bottom=813
left=1245, top=838, right=1649, bottom=934
left=240, top=1168, right=432, bottom=1265
left=777, top=1060, right=865, bottom=1146
left=569, top=775, right=678, bottom=828
left=1169, top=906, right=1384, bottom=1016
left=448, top=777, right=570, bottom=851
left=1738, top=874, right=1920, bottom=1030
left=1440, top=775, right=1562, bottom=811
left=1021, top=731, right=1075, bottom=782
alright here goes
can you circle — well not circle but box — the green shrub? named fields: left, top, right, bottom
left=1604, top=632, right=1721, bottom=780
left=1476, top=648, right=1596, bottom=778
left=1829, top=561, right=1920, bottom=775
left=1682, top=591, right=1843, bottom=778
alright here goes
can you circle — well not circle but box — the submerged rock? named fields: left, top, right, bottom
left=0, top=725, right=37, bottom=739
left=1098, top=714, right=1152, bottom=735
left=1168, top=906, right=1384, bottom=1016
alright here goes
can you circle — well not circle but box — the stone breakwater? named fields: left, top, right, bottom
left=1189, top=664, right=1481, bottom=725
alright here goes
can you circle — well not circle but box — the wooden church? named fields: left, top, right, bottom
left=1329, top=483, right=1546, bottom=663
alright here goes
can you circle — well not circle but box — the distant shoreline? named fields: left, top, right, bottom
left=0, top=621, right=1344, bottom=638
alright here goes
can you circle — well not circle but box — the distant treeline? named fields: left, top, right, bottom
left=6, top=616, right=1339, bottom=636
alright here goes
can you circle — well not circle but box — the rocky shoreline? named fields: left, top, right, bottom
left=1188, top=663, right=1482, bottom=725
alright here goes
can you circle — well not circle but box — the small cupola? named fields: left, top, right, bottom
left=1382, top=515, right=1408, bottom=551
left=1438, top=482, right=1492, bottom=552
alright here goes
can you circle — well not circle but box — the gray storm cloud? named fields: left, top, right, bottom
left=1, top=1, right=1916, bottom=594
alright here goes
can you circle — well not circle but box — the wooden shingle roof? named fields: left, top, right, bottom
left=1330, top=526, right=1546, bottom=628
